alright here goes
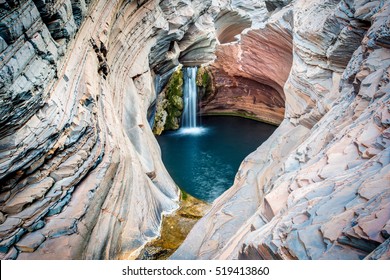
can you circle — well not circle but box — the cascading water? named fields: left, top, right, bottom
left=182, top=67, right=198, bottom=128
left=180, top=67, right=205, bottom=135
left=157, top=67, right=277, bottom=202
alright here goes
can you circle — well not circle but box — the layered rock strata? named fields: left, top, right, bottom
left=173, top=0, right=390, bottom=260
left=200, top=1, right=292, bottom=125
left=0, top=0, right=218, bottom=260
left=1, top=0, right=389, bottom=261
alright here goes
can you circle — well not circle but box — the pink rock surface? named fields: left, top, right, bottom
left=172, top=0, right=390, bottom=260
left=201, top=7, right=293, bottom=124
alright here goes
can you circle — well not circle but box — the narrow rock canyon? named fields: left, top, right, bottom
left=0, top=0, right=389, bottom=260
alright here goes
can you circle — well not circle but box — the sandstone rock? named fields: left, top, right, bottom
left=151, top=0, right=216, bottom=73
left=265, top=1, right=292, bottom=12
left=71, top=0, right=87, bottom=27
left=365, top=237, right=390, bottom=260
left=173, top=0, right=390, bottom=260
left=1, top=0, right=389, bottom=261
left=0, top=217, right=22, bottom=239
left=0, top=1, right=40, bottom=44
left=200, top=5, right=293, bottom=125
left=1, top=0, right=236, bottom=260
left=214, top=10, right=251, bottom=44
left=0, top=246, right=18, bottom=260
left=1, top=0, right=216, bottom=259
left=0, top=212, right=5, bottom=224
left=15, top=232, right=46, bottom=253
left=230, top=0, right=269, bottom=25
left=1, top=178, right=54, bottom=214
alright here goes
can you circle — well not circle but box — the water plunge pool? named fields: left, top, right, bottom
left=157, top=116, right=276, bottom=202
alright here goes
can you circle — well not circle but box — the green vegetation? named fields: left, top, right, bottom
left=152, top=67, right=184, bottom=135
left=165, top=68, right=184, bottom=130
left=180, top=188, right=188, bottom=201
left=196, top=66, right=214, bottom=99
left=136, top=190, right=210, bottom=260
left=196, top=67, right=209, bottom=87
left=152, top=97, right=168, bottom=135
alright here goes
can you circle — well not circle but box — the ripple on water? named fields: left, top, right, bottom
left=174, top=127, right=208, bottom=136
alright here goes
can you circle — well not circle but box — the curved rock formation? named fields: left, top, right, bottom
left=214, top=9, right=251, bottom=44
left=1, top=0, right=389, bottom=261
left=0, top=0, right=218, bottom=260
left=200, top=3, right=292, bottom=125
left=172, top=0, right=390, bottom=260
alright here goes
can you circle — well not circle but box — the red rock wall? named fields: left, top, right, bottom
left=201, top=8, right=293, bottom=125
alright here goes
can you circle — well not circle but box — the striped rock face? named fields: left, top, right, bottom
left=0, top=0, right=221, bottom=259
left=1, top=0, right=389, bottom=260
left=172, top=0, right=390, bottom=260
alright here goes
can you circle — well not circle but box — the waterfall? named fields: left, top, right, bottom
left=182, top=67, right=198, bottom=129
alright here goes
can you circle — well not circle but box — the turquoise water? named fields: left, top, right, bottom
left=157, top=116, right=276, bottom=202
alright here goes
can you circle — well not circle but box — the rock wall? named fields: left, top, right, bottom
left=153, top=67, right=184, bottom=135
left=1, top=0, right=389, bottom=261
left=172, top=0, right=390, bottom=260
left=200, top=1, right=292, bottom=125
left=0, top=0, right=218, bottom=260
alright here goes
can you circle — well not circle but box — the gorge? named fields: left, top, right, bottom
left=0, top=0, right=389, bottom=261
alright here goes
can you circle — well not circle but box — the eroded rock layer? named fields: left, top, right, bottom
left=200, top=2, right=292, bottom=125
left=1, top=0, right=389, bottom=261
left=172, top=0, right=390, bottom=260
left=0, top=0, right=219, bottom=260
